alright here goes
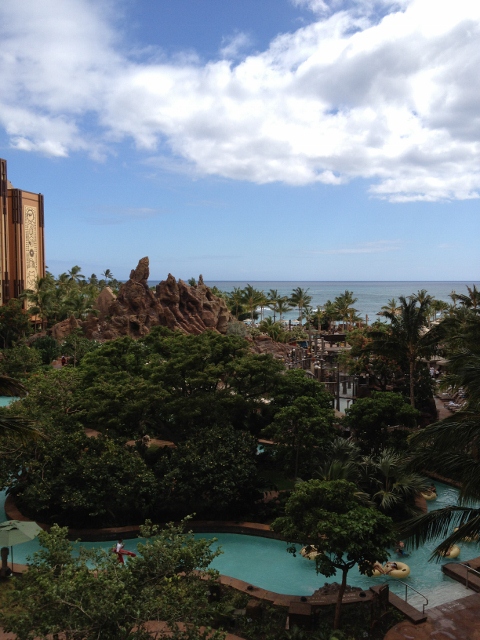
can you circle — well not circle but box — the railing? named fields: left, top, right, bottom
left=458, top=563, right=480, bottom=590
left=395, top=580, right=429, bottom=614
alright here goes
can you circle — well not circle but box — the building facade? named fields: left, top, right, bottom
left=0, top=158, right=46, bottom=306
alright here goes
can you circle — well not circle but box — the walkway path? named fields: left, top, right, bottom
left=385, top=591, right=480, bottom=639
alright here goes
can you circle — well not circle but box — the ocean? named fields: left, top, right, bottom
left=202, top=281, right=479, bottom=322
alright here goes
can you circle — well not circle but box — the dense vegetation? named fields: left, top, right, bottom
left=0, top=278, right=478, bottom=637
left=0, top=328, right=336, bottom=526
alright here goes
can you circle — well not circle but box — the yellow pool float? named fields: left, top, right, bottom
left=438, top=545, right=460, bottom=559
left=421, top=491, right=437, bottom=501
left=454, top=527, right=478, bottom=542
left=300, top=545, right=320, bottom=560
left=372, top=561, right=411, bottom=578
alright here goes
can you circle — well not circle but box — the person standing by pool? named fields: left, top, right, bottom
left=114, top=539, right=125, bottom=563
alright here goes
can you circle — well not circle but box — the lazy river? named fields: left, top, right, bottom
left=0, top=482, right=476, bottom=609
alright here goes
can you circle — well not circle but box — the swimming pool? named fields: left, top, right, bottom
left=0, top=482, right=475, bottom=608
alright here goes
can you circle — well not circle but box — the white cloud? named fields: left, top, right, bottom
left=1, top=0, right=480, bottom=201
left=291, top=0, right=331, bottom=14
left=220, top=32, right=253, bottom=59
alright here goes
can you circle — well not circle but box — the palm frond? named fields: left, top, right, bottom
left=0, top=416, right=43, bottom=442
left=399, top=506, right=480, bottom=559
left=0, top=375, right=27, bottom=397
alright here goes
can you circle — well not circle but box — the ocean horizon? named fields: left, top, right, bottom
left=201, top=280, right=479, bottom=321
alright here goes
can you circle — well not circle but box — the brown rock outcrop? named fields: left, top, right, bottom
left=94, top=286, right=116, bottom=319
left=57, top=257, right=234, bottom=341
left=51, top=315, right=82, bottom=341
left=250, top=335, right=290, bottom=359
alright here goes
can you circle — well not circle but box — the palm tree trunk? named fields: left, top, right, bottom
left=334, top=567, right=348, bottom=629
left=409, top=359, right=415, bottom=408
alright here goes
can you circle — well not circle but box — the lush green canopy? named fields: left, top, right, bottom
left=272, top=479, right=394, bottom=629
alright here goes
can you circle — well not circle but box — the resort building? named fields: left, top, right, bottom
left=0, top=158, right=46, bottom=306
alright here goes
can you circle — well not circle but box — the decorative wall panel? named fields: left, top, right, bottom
left=24, top=205, right=38, bottom=292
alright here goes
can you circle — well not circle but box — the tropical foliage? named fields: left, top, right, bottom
left=0, top=521, right=225, bottom=640
left=272, top=480, right=394, bottom=629
left=20, top=266, right=120, bottom=327
left=402, top=304, right=480, bottom=552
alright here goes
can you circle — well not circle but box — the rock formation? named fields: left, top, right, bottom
left=58, top=257, right=233, bottom=341
left=250, top=335, right=290, bottom=359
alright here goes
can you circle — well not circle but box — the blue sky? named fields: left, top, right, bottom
left=0, top=0, right=478, bottom=281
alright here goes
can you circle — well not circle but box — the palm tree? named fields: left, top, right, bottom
left=20, top=273, right=56, bottom=323
left=401, top=310, right=480, bottom=553
left=64, top=290, right=98, bottom=320
left=226, top=287, right=244, bottom=319
left=242, top=285, right=264, bottom=326
left=67, top=265, right=85, bottom=285
left=316, top=437, right=362, bottom=483
left=266, top=289, right=281, bottom=321
left=430, top=299, right=449, bottom=324
left=276, top=297, right=291, bottom=323
left=322, top=300, right=339, bottom=333
left=333, top=290, right=358, bottom=331
left=289, top=287, right=312, bottom=325
left=381, top=298, right=400, bottom=316
left=102, top=269, right=114, bottom=282
left=369, top=295, right=436, bottom=407
left=258, top=317, right=286, bottom=342
left=359, top=449, right=429, bottom=519
left=455, top=284, right=480, bottom=310
left=257, top=290, right=268, bottom=322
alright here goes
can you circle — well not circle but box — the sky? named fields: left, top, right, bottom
left=0, top=0, right=479, bottom=282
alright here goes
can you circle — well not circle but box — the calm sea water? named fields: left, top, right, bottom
left=202, top=281, right=479, bottom=322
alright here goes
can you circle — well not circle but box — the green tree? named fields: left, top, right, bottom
left=359, top=448, right=429, bottom=520
left=242, top=284, right=264, bottom=325
left=272, top=480, right=394, bottom=629
left=226, top=286, right=244, bottom=319
left=368, top=294, right=437, bottom=407
left=62, top=329, right=99, bottom=366
left=68, top=264, right=86, bottom=285
left=102, top=268, right=114, bottom=281
left=0, top=522, right=225, bottom=640
left=156, top=424, right=259, bottom=518
left=258, top=317, right=289, bottom=342
left=276, top=297, right=291, bottom=323
left=0, top=299, right=31, bottom=348
left=263, top=396, right=334, bottom=478
left=31, top=335, right=61, bottom=365
left=0, top=344, right=42, bottom=379
left=343, top=391, right=420, bottom=453
left=333, top=291, right=358, bottom=331
left=455, top=284, right=480, bottom=310
left=270, top=368, right=333, bottom=412
left=11, top=430, right=157, bottom=527
left=266, top=289, right=281, bottom=321
left=289, top=287, right=312, bottom=325
left=403, top=309, right=480, bottom=552
left=381, top=298, right=400, bottom=316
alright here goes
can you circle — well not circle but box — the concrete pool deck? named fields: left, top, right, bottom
left=385, top=590, right=480, bottom=639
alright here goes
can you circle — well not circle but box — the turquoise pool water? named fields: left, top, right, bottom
left=0, top=482, right=475, bottom=608
left=0, top=396, right=19, bottom=407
